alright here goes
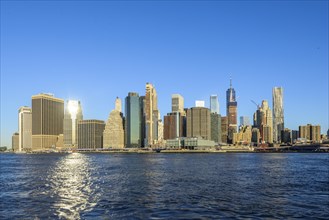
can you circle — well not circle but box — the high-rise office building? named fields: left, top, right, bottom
left=32, top=93, right=64, bottom=150
left=210, top=113, right=222, bottom=143
left=125, top=92, right=142, bottom=148
left=12, top=132, right=19, bottom=152
left=78, top=120, right=105, bottom=149
left=172, top=94, right=184, bottom=114
left=164, top=112, right=185, bottom=140
left=139, top=96, right=146, bottom=147
left=186, top=107, right=211, bottom=140
left=299, top=124, right=321, bottom=142
left=240, top=116, right=250, bottom=127
left=259, top=100, right=273, bottom=144
left=221, top=116, right=228, bottom=143
left=210, top=95, right=220, bottom=114
left=226, top=78, right=238, bottom=143
left=145, top=83, right=159, bottom=147
left=273, top=87, right=284, bottom=143
left=63, top=100, right=83, bottom=148
left=18, top=106, right=32, bottom=151
left=103, top=97, right=125, bottom=148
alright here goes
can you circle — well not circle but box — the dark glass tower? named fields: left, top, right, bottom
left=125, top=92, right=142, bottom=148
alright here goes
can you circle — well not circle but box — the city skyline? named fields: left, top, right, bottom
left=1, top=1, right=328, bottom=147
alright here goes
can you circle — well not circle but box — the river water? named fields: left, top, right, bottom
left=0, top=153, right=328, bottom=219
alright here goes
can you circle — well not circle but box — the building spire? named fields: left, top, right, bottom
left=230, top=76, right=232, bottom=88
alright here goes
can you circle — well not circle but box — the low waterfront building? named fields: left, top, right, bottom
left=165, top=137, right=215, bottom=150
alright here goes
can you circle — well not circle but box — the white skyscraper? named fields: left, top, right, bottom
left=273, top=87, right=284, bottom=143
left=18, top=106, right=32, bottom=151
left=64, top=100, right=83, bottom=147
left=210, top=95, right=220, bottom=114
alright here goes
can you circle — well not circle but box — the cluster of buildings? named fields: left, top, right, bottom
left=12, top=81, right=326, bottom=152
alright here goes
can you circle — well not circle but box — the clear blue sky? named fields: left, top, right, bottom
left=1, top=0, right=328, bottom=147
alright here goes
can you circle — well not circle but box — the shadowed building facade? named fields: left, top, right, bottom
left=221, top=116, right=228, bottom=144
left=32, top=94, right=64, bottom=150
left=211, top=113, right=222, bottom=143
left=78, top=120, right=105, bottom=149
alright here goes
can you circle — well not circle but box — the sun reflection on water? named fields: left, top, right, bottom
left=46, top=153, right=98, bottom=219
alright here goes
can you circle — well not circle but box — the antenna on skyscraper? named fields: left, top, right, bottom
left=230, top=76, right=232, bottom=88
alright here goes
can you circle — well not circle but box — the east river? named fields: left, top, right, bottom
left=0, top=153, right=328, bottom=219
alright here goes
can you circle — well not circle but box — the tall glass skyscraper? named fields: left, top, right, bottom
left=125, top=92, right=141, bottom=148
left=272, top=87, right=284, bottom=143
left=64, top=100, right=83, bottom=147
left=210, top=95, right=220, bottom=114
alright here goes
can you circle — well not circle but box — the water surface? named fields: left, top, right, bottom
left=1, top=153, right=328, bottom=219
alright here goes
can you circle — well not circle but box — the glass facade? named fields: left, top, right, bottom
left=210, top=95, right=219, bottom=114
left=125, top=93, right=141, bottom=148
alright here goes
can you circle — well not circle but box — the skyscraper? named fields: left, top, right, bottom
left=221, top=116, right=228, bottom=143
left=32, top=93, right=64, bottom=150
left=78, top=120, right=105, bottom=149
left=258, top=100, right=273, bottom=143
left=273, top=87, right=284, bottom=143
left=187, top=107, right=211, bottom=140
left=103, top=97, right=125, bottom=148
left=226, top=78, right=238, bottom=143
left=210, top=113, right=222, bottom=143
left=145, top=83, right=159, bottom=147
left=164, top=112, right=185, bottom=140
left=18, top=106, right=32, bottom=151
left=125, top=92, right=142, bottom=148
left=63, top=100, right=83, bottom=148
left=172, top=94, right=184, bottom=114
left=210, top=95, right=220, bottom=114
